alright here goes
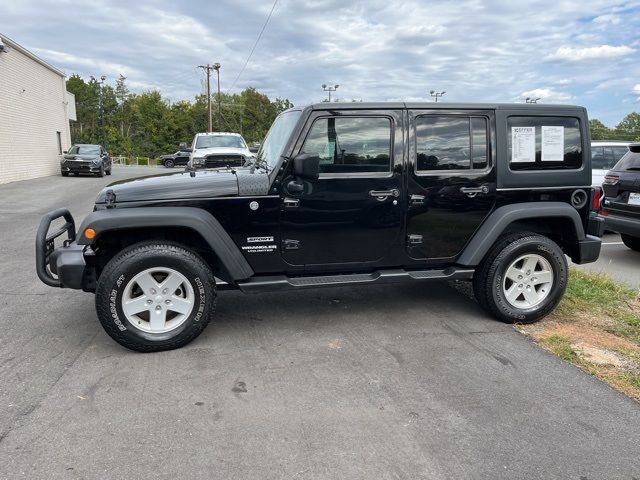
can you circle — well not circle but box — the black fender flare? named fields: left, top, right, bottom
left=456, top=202, right=585, bottom=266
left=76, top=207, right=254, bottom=281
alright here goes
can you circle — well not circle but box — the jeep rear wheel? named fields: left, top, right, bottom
left=473, top=233, right=567, bottom=324
left=164, top=159, right=175, bottom=168
left=95, top=242, right=216, bottom=352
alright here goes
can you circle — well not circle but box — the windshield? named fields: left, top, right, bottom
left=68, top=145, right=100, bottom=155
left=257, top=110, right=302, bottom=171
left=195, top=135, right=246, bottom=149
left=613, top=151, right=640, bottom=171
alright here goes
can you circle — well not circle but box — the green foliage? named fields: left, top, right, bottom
left=66, top=74, right=294, bottom=157
left=589, top=114, right=640, bottom=142
left=541, top=335, right=578, bottom=362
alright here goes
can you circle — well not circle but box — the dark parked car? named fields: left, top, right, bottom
left=61, top=144, right=112, bottom=177
left=602, top=143, right=640, bottom=251
left=160, top=150, right=191, bottom=168
left=37, top=102, right=602, bottom=352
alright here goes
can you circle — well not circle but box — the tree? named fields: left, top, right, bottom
left=66, top=74, right=293, bottom=158
left=615, top=113, right=640, bottom=141
left=589, top=119, right=610, bottom=140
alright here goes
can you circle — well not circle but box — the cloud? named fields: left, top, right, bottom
left=520, top=88, right=573, bottom=103
left=546, top=45, right=635, bottom=62
left=633, top=85, right=640, bottom=98
left=3, top=0, right=640, bottom=126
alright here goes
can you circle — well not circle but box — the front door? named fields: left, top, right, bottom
left=280, top=110, right=404, bottom=271
left=406, top=110, right=496, bottom=262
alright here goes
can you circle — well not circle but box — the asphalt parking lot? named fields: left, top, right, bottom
left=578, top=232, right=640, bottom=288
left=0, top=167, right=639, bottom=479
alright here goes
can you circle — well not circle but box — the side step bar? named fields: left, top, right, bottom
left=237, top=267, right=474, bottom=293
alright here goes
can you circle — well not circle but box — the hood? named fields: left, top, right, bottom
left=192, top=146, right=251, bottom=156
left=95, top=168, right=269, bottom=204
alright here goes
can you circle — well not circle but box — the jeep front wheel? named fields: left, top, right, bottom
left=473, top=233, right=567, bottom=324
left=621, top=234, right=640, bottom=252
left=95, top=242, right=216, bottom=352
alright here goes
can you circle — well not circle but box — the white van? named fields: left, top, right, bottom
left=591, top=141, right=630, bottom=187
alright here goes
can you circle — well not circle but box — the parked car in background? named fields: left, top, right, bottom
left=160, top=149, right=191, bottom=168
left=602, top=144, right=640, bottom=251
left=249, top=142, right=261, bottom=153
left=60, top=144, right=112, bottom=177
left=188, top=132, right=254, bottom=169
left=591, top=141, right=630, bottom=187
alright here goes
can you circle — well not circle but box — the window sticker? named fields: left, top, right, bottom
left=541, top=126, right=564, bottom=161
left=511, top=126, right=536, bottom=163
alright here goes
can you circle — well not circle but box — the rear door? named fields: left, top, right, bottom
left=406, top=109, right=496, bottom=262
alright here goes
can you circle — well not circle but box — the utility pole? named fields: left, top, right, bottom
left=212, top=63, right=221, bottom=130
left=198, top=64, right=214, bottom=132
left=430, top=90, right=446, bottom=102
left=97, top=75, right=106, bottom=145
left=322, top=84, right=339, bottom=102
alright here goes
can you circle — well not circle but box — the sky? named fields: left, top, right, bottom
left=3, top=0, right=640, bottom=126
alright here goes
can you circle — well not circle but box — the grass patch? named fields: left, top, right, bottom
left=541, top=335, right=579, bottom=362
left=524, top=268, right=640, bottom=401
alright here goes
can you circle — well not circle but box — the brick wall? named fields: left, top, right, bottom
left=0, top=39, right=71, bottom=184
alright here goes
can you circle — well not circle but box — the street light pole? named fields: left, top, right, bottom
left=322, top=84, right=339, bottom=102
left=213, top=63, right=221, bottom=130
left=430, top=90, right=446, bottom=102
left=97, top=75, right=106, bottom=145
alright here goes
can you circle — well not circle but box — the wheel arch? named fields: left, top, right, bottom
left=457, top=202, right=585, bottom=266
left=77, top=207, right=254, bottom=283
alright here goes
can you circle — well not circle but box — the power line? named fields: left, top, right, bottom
left=227, top=0, right=278, bottom=92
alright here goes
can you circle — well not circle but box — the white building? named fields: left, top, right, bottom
left=0, top=33, right=75, bottom=184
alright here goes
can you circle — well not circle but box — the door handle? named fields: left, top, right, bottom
left=369, top=189, right=400, bottom=201
left=460, top=185, right=489, bottom=196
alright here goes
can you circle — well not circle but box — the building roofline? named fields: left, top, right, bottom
left=0, top=33, right=65, bottom=77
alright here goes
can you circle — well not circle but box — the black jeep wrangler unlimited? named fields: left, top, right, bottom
left=36, top=103, right=604, bottom=352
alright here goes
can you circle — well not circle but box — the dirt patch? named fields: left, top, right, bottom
left=520, top=268, right=640, bottom=401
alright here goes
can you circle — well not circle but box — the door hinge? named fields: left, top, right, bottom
left=410, top=194, right=425, bottom=206
left=283, top=197, right=300, bottom=208
left=282, top=239, right=301, bottom=250
left=407, top=234, right=423, bottom=246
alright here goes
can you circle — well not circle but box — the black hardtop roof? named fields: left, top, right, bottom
left=302, top=101, right=585, bottom=111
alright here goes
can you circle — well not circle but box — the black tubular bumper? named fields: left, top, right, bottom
left=35, top=209, right=88, bottom=289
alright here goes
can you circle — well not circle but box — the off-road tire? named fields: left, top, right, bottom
left=473, top=232, right=567, bottom=324
left=621, top=234, right=640, bottom=252
left=164, top=159, right=175, bottom=168
left=95, top=242, right=217, bottom=352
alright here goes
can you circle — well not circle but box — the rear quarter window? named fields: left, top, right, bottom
left=507, top=117, right=582, bottom=171
left=613, top=151, right=640, bottom=171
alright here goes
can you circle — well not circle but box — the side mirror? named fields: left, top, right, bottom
left=293, top=153, right=320, bottom=180
left=63, top=150, right=68, bottom=154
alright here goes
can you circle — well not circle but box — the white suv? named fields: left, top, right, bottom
left=189, top=132, right=254, bottom=169
left=591, top=141, right=630, bottom=187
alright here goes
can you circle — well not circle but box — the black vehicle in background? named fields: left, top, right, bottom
left=602, top=144, right=640, bottom=251
left=61, top=144, right=112, bottom=177
left=160, top=149, right=191, bottom=168
left=37, top=102, right=602, bottom=352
